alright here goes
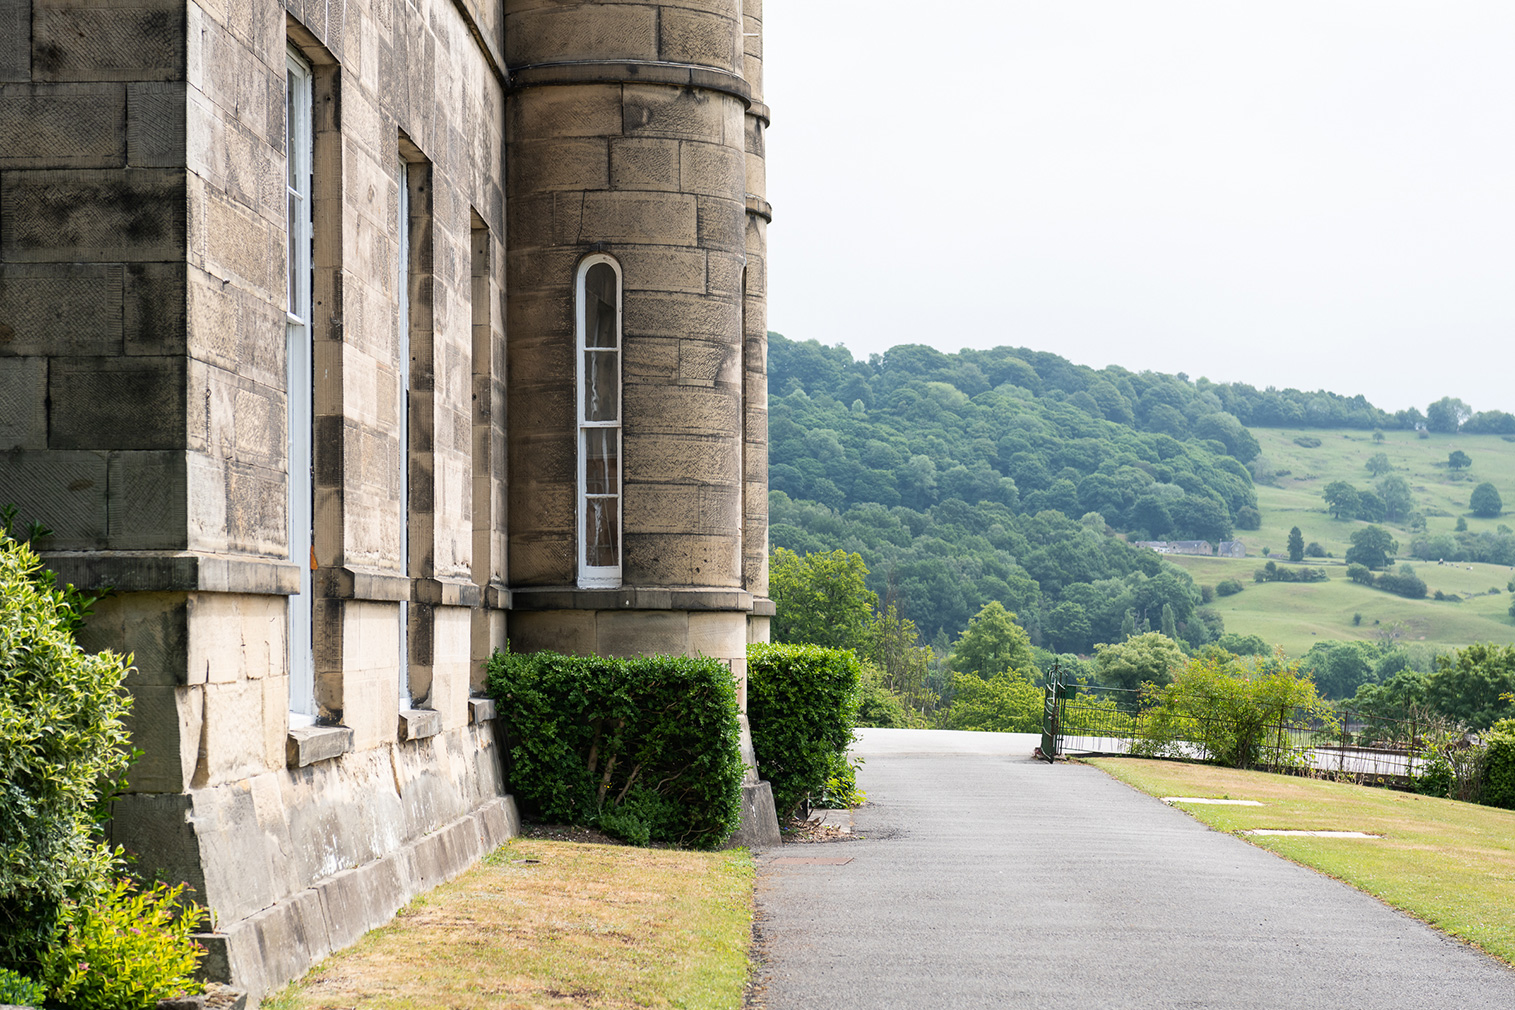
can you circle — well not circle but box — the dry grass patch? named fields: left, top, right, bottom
left=1090, top=757, right=1515, bottom=964
left=265, top=839, right=754, bottom=1010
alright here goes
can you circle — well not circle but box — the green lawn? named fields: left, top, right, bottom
left=265, top=839, right=754, bottom=1010
left=1089, top=757, right=1515, bottom=965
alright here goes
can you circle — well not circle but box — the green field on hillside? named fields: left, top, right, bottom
left=1162, top=554, right=1514, bottom=655
left=1244, top=428, right=1515, bottom=558
left=1156, top=427, right=1515, bottom=655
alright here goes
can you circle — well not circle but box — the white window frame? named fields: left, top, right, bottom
left=576, top=254, right=623, bottom=588
left=286, top=47, right=315, bottom=722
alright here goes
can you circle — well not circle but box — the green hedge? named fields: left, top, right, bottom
left=1483, top=720, right=1515, bottom=810
left=747, top=643, right=861, bottom=819
left=485, top=650, right=744, bottom=849
left=1, top=530, right=133, bottom=974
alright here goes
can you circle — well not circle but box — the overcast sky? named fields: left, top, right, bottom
left=763, top=1, right=1515, bottom=416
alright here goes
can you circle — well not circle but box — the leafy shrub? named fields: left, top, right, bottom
left=939, top=669, right=1041, bottom=733
left=854, top=663, right=915, bottom=728
left=1375, top=567, right=1428, bottom=599
left=1483, top=720, right=1515, bottom=810
left=1305, top=541, right=1327, bottom=558
left=1214, top=632, right=1269, bottom=657
left=747, top=644, right=861, bottom=819
left=0, top=967, right=46, bottom=1006
left=1215, top=579, right=1244, bottom=597
left=1, top=531, right=133, bottom=972
left=1133, top=654, right=1333, bottom=769
left=38, top=880, right=205, bottom=1010
left=485, top=650, right=744, bottom=849
left=1294, top=436, right=1322, bottom=448
left=1255, top=562, right=1329, bottom=584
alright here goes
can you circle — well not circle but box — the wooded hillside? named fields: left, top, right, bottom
left=765, top=333, right=1515, bottom=656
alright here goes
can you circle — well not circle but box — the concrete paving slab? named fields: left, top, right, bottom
left=753, top=729, right=1515, bottom=1009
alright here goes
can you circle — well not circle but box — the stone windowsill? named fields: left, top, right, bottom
left=398, top=708, right=443, bottom=742
left=468, top=696, right=496, bottom=724
left=511, top=586, right=754, bottom=613
left=286, top=724, right=354, bottom=768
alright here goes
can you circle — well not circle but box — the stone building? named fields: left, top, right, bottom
left=0, top=0, right=773, bottom=998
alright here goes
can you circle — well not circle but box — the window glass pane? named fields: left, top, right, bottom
left=583, top=263, right=617, bottom=348
left=583, top=350, right=618, bottom=422
left=286, top=71, right=297, bottom=188
left=584, top=428, right=619, bottom=495
left=585, top=498, right=619, bottom=568
left=287, top=191, right=297, bottom=313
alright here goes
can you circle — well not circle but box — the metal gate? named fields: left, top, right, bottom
left=1039, top=663, right=1066, bottom=761
left=1041, top=664, right=1143, bottom=762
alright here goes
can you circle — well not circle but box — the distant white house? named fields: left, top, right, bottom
left=1135, top=540, right=1218, bottom=557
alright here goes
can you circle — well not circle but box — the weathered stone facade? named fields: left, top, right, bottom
left=1, top=0, right=772, bottom=999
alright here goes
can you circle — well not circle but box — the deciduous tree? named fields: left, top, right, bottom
left=1471, top=483, right=1503, bottom=518
left=1426, top=643, right=1515, bottom=731
left=1448, top=449, right=1472, bottom=472
left=946, top=601, right=1034, bottom=679
left=1093, top=632, right=1187, bottom=691
left=769, top=547, right=877, bottom=651
left=1365, top=452, right=1393, bottom=477
left=1377, top=475, right=1413, bottom=523
left=1322, top=481, right=1359, bottom=520
left=1426, top=396, right=1471, bottom=434
left=1345, top=526, right=1397, bottom=571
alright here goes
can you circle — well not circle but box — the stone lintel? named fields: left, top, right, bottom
left=315, top=566, right=411, bottom=602
left=39, top=551, right=299, bottom=595
left=286, top=724, right=353, bottom=768
left=511, top=586, right=753, bottom=612
left=398, top=708, right=443, bottom=742
left=412, top=576, right=484, bottom=607
left=468, top=696, right=497, bottom=724
left=508, top=60, right=751, bottom=107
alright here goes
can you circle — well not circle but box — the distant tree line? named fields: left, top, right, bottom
left=769, top=495, right=1219, bottom=654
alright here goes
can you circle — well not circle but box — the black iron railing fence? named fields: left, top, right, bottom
left=1043, top=679, right=1441, bottom=782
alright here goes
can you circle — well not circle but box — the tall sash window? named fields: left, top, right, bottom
left=577, top=256, right=622, bottom=588
left=286, top=47, right=315, bottom=720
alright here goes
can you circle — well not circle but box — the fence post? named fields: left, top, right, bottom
left=1408, top=711, right=1418, bottom=780
left=1340, top=710, right=1348, bottom=774
left=1040, top=660, right=1061, bottom=763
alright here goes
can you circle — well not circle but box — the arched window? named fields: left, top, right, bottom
left=577, top=255, right=622, bottom=588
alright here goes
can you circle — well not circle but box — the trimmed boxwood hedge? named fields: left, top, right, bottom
left=485, top=649, right=744, bottom=849
left=747, top=643, right=861, bottom=819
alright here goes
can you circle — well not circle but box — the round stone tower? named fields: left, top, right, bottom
left=503, top=1, right=772, bottom=734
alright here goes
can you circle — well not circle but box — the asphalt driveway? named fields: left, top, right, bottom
left=751, top=729, right=1515, bottom=1009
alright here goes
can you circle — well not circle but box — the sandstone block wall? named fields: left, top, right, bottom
left=5, top=0, right=776, bottom=994
left=3, top=0, right=516, bottom=998
left=504, top=0, right=752, bottom=596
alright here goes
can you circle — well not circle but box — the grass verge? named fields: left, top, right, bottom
left=1087, top=757, right=1515, bottom=965
left=265, top=838, right=754, bottom=1010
